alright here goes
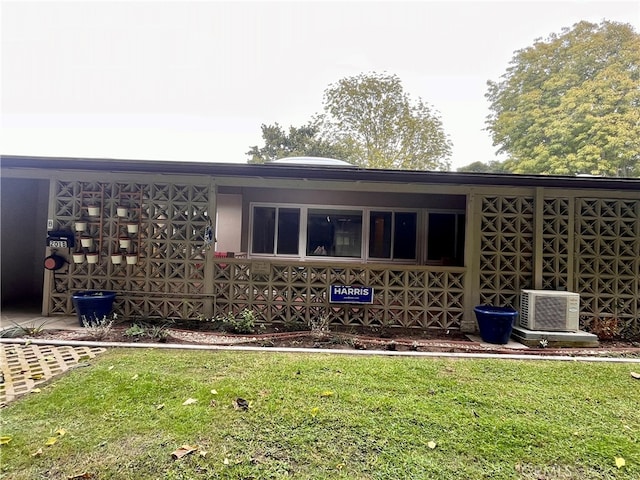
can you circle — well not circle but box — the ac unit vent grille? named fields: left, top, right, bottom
left=534, top=297, right=568, bottom=330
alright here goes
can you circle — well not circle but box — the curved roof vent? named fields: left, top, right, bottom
left=269, top=156, right=355, bottom=167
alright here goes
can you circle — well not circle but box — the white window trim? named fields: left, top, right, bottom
left=248, top=202, right=430, bottom=265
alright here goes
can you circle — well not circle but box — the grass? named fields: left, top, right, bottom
left=0, top=349, right=638, bottom=479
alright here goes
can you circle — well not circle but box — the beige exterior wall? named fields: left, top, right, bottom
left=215, top=193, right=242, bottom=253
left=1, top=162, right=637, bottom=337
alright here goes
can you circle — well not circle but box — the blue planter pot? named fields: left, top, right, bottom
left=474, top=305, right=518, bottom=344
left=72, top=291, right=116, bottom=326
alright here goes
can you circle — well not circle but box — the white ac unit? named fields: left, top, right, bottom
left=519, top=290, right=580, bottom=332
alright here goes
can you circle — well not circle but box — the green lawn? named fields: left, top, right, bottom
left=1, top=349, right=638, bottom=479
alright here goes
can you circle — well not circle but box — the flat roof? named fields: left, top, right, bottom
left=1, top=154, right=639, bottom=191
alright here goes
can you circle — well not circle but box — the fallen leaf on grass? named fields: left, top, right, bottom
left=223, top=457, right=230, bottom=465
left=310, top=407, right=320, bottom=418
left=67, top=474, right=93, bottom=479
left=156, top=404, right=165, bottom=410
left=30, top=373, right=44, bottom=380
left=0, top=436, right=12, bottom=445
left=131, top=374, right=139, bottom=381
left=108, top=366, right=114, bottom=371
left=182, top=398, right=198, bottom=406
left=31, top=448, right=43, bottom=457
left=615, top=457, right=626, bottom=469
left=427, top=441, right=437, bottom=449
left=55, top=429, right=67, bottom=437
left=320, top=391, right=334, bottom=398
left=171, top=444, right=199, bottom=460
left=31, top=388, right=41, bottom=394
left=631, top=372, right=640, bottom=380
left=209, top=400, right=217, bottom=408
left=210, top=389, right=218, bottom=395
left=233, top=398, right=249, bottom=411
left=45, top=437, right=58, bottom=446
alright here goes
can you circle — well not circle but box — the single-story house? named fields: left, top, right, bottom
left=1, top=155, right=638, bottom=336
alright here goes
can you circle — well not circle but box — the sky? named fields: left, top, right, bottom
left=2, top=0, right=639, bottom=170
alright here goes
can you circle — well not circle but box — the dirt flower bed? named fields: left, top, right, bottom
left=32, top=322, right=640, bottom=358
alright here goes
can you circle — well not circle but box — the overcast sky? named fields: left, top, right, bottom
left=2, top=0, right=638, bottom=169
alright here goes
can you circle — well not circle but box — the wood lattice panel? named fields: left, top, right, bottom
left=479, top=195, right=535, bottom=307
left=49, top=180, right=210, bottom=319
left=575, top=198, right=639, bottom=335
left=213, top=260, right=465, bottom=331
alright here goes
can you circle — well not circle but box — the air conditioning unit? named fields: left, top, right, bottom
left=520, top=290, right=580, bottom=332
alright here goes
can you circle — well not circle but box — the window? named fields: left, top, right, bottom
left=307, top=209, right=362, bottom=257
left=369, top=211, right=417, bottom=260
left=249, top=203, right=464, bottom=266
left=427, top=212, right=465, bottom=266
left=251, top=207, right=300, bottom=255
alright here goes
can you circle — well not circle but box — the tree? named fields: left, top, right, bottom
left=246, top=122, right=348, bottom=164
left=319, top=72, right=452, bottom=170
left=486, top=21, right=640, bottom=177
left=457, top=160, right=509, bottom=173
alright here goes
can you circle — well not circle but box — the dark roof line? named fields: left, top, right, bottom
left=1, top=154, right=639, bottom=191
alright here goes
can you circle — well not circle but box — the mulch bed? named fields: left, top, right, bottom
left=30, top=324, right=640, bottom=358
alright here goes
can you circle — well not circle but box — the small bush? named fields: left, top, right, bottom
left=124, top=322, right=171, bottom=342
left=216, top=309, right=262, bottom=334
left=124, top=324, right=146, bottom=341
left=82, top=316, right=115, bottom=340
left=589, top=316, right=620, bottom=340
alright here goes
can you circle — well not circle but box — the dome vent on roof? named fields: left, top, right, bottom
left=269, top=156, right=355, bottom=167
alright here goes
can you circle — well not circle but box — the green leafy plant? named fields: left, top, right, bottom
left=124, top=324, right=146, bottom=340
left=216, top=309, right=261, bottom=334
left=0, top=319, right=51, bottom=338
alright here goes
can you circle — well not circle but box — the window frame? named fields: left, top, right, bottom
left=249, top=202, right=464, bottom=266
left=424, top=209, right=466, bottom=266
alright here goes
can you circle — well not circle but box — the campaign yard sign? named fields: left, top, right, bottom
left=329, top=285, right=374, bottom=304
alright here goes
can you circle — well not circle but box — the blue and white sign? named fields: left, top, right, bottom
left=329, top=285, right=374, bottom=304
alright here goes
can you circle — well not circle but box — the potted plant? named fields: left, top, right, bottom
left=72, top=290, right=117, bottom=326
left=86, top=252, right=99, bottom=264
left=74, top=220, right=88, bottom=232
left=118, top=236, right=132, bottom=250
left=80, top=236, right=94, bottom=249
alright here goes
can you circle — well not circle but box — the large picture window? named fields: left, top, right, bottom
left=307, top=209, right=362, bottom=257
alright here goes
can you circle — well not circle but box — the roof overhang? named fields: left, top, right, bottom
left=1, top=154, right=639, bottom=192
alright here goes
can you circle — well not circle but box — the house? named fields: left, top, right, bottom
left=1, top=154, right=638, bottom=337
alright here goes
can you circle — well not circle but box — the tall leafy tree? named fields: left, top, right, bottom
left=319, top=72, right=452, bottom=170
left=457, top=160, right=509, bottom=173
left=486, top=21, right=640, bottom=177
left=246, top=122, right=348, bottom=164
